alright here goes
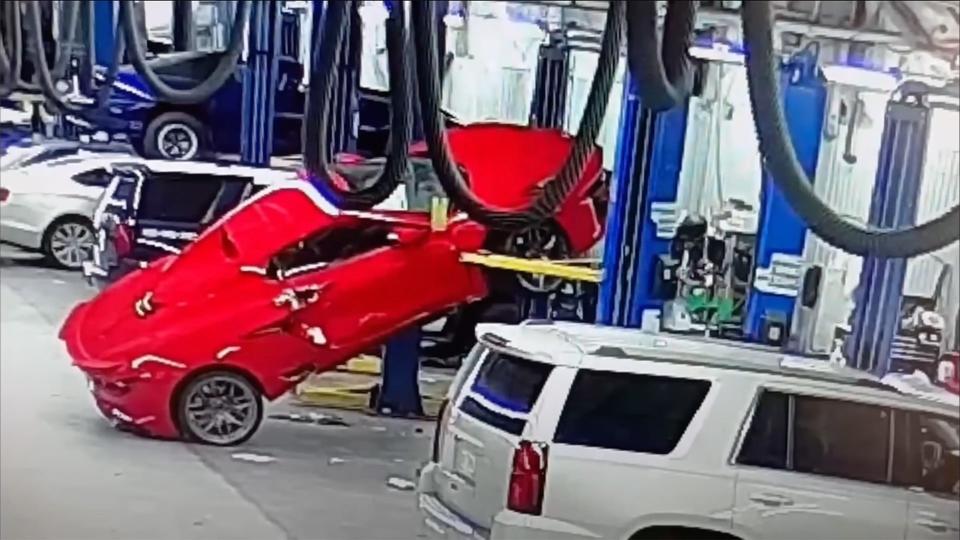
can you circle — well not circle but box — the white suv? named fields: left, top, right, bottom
left=417, top=321, right=960, bottom=540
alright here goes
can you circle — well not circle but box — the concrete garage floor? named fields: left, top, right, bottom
left=0, top=260, right=433, bottom=540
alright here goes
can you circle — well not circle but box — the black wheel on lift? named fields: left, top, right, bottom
left=142, top=111, right=207, bottom=160
left=500, top=223, right=571, bottom=294
left=175, top=370, right=263, bottom=446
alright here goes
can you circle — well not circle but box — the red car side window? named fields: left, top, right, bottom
left=269, top=223, right=393, bottom=279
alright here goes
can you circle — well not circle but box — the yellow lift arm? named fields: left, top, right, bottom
left=460, top=252, right=602, bottom=283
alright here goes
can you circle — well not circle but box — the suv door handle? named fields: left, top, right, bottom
left=749, top=493, right=793, bottom=507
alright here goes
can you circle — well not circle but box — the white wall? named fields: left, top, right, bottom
left=675, top=63, right=763, bottom=220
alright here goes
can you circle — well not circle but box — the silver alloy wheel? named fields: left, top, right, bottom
left=49, top=222, right=95, bottom=269
left=183, top=375, right=259, bottom=445
left=157, top=122, right=199, bottom=160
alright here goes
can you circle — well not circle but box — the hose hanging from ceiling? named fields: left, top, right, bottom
left=120, top=0, right=250, bottom=105
left=302, top=0, right=411, bottom=210
left=0, top=2, right=24, bottom=98
left=625, top=1, right=697, bottom=112
left=22, top=0, right=95, bottom=114
left=411, top=0, right=624, bottom=230
left=740, top=1, right=959, bottom=258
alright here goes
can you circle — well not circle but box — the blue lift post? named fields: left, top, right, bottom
left=847, top=85, right=931, bottom=375
left=240, top=0, right=282, bottom=167
left=743, top=49, right=827, bottom=344
left=93, top=0, right=116, bottom=67
left=598, top=74, right=690, bottom=327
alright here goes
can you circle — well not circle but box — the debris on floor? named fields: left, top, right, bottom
left=231, top=452, right=276, bottom=464
left=386, top=476, right=416, bottom=491
left=370, top=426, right=388, bottom=432
left=328, top=457, right=347, bottom=465
left=268, top=411, right=349, bottom=426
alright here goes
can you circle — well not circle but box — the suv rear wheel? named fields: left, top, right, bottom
left=42, top=217, right=95, bottom=270
left=143, top=111, right=206, bottom=160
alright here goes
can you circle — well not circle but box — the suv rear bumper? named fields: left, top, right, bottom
left=418, top=462, right=490, bottom=540
left=417, top=463, right=593, bottom=540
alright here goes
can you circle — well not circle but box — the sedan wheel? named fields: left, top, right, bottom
left=44, top=219, right=95, bottom=269
left=157, top=122, right=200, bottom=160
left=177, top=372, right=263, bottom=446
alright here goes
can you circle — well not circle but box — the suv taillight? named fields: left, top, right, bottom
left=0, top=188, right=9, bottom=203
left=507, top=441, right=547, bottom=515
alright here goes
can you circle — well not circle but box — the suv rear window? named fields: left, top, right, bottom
left=471, top=352, right=553, bottom=413
left=459, top=352, right=553, bottom=436
left=554, top=370, right=710, bottom=455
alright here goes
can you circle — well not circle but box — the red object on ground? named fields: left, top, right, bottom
left=59, top=125, right=604, bottom=440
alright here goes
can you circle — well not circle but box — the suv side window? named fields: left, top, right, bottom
left=554, top=370, right=710, bottom=455
left=269, top=222, right=393, bottom=279
left=793, top=395, right=890, bottom=484
left=139, top=174, right=225, bottom=223
left=738, top=391, right=788, bottom=469
left=737, top=391, right=891, bottom=485
left=893, top=410, right=959, bottom=498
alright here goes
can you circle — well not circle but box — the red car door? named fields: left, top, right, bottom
left=279, top=218, right=479, bottom=371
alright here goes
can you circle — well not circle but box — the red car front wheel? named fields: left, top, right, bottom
left=175, top=371, right=264, bottom=446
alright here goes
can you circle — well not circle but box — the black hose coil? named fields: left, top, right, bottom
left=741, top=1, right=959, bottom=258
left=302, top=0, right=412, bottom=210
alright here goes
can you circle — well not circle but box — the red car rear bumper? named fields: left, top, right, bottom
left=62, top=301, right=182, bottom=439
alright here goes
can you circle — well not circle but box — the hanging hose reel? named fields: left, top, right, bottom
left=302, top=0, right=412, bottom=210
left=120, top=0, right=250, bottom=105
left=740, top=1, right=959, bottom=258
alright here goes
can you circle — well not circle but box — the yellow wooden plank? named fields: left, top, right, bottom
left=460, top=252, right=602, bottom=283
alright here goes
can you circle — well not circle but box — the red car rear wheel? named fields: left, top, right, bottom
left=175, top=370, right=264, bottom=446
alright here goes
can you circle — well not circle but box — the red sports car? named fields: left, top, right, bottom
left=59, top=124, right=604, bottom=445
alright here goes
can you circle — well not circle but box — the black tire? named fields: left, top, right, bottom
left=175, top=370, right=264, bottom=446
left=42, top=216, right=95, bottom=270
left=142, top=111, right=207, bottom=160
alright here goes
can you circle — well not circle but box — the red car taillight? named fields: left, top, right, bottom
left=0, top=187, right=10, bottom=203
left=507, top=441, right=547, bottom=515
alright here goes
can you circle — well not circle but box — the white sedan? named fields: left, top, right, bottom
left=1, top=153, right=142, bottom=269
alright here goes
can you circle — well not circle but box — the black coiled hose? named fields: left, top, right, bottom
left=302, top=0, right=411, bottom=210
left=121, top=0, right=250, bottom=105
left=0, top=2, right=23, bottom=98
left=626, top=1, right=697, bottom=112
left=741, top=2, right=959, bottom=258
left=411, top=0, right=624, bottom=230
left=23, top=0, right=92, bottom=114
